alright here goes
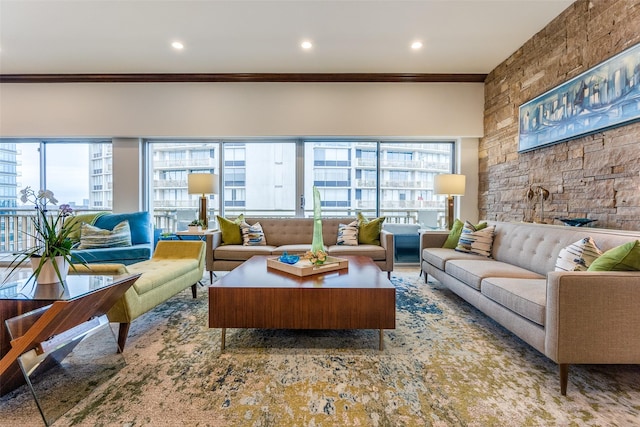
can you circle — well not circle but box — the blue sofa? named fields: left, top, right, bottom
left=71, top=211, right=153, bottom=265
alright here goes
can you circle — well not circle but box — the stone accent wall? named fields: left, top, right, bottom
left=480, top=0, right=640, bottom=230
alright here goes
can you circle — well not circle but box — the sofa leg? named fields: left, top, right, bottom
left=117, top=322, right=130, bottom=353
left=559, top=363, right=569, bottom=395
left=191, top=283, right=197, bottom=298
left=387, top=271, right=391, bottom=280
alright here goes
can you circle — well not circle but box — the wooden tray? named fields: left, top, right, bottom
left=266, top=256, right=349, bottom=277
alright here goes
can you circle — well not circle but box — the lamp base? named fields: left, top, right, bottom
left=447, top=195, right=454, bottom=230
left=199, top=196, right=208, bottom=229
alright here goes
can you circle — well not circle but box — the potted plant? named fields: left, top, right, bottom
left=5, top=187, right=84, bottom=285
left=188, top=219, right=205, bottom=231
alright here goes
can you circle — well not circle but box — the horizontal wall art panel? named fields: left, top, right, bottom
left=518, top=42, right=640, bottom=152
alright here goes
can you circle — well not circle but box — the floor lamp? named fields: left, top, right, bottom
left=434, top=174, right=466, bottom=230
left=187, top=173, right=218, bottom=229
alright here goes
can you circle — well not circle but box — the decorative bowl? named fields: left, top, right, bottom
left=556, top=218, right=597, bottom=227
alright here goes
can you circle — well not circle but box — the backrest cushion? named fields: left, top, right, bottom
left=489, top=221, right=640, bottom=275
left=588, top=240, right=640, bottom=271
left=94, top=211, right=151, bottom=245
left=217, top=214, right=244, bottom=245
left=244, top=217, right=356, bottom=247
left=357, top=213, right=386, bottom=245
left=337, top=221, right=359, bottom=246
left=554, top=237, right=603, bottom=271
left=455, top=221, right=495, bottom=257
left=240, top=221, right=267, bottom=246
left=78, top=220, right=132, bottom=249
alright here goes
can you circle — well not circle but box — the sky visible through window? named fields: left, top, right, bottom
left=17, top=143, right=90, bottom=207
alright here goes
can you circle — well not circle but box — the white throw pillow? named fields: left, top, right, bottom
left=240, top=221, right=267, bottom=246
left=337, top=221, right=359, bottom=246
left=455, top=221, right=496, bottom=257
left=554, top=237, right=602, bottom=271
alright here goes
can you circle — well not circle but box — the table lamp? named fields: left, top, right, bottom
left=434, top=174, right=466, bottom=230
left=187, top=173, right=218, bottom=229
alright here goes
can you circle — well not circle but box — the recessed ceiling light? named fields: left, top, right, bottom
left=411, top=41, right=423, bottom=50
left=171, top=41, right=184, bottom=50
left=301, top=41, right=313, bottom=50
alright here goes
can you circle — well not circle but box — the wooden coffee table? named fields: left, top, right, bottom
left=209, top=255, right=395, bottom=351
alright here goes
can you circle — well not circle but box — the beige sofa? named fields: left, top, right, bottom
left=206, top=217, right=394, bottom=280
left=420, top=221, right=640, bottom=395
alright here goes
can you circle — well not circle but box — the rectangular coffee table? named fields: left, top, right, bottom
left=209, top=255, right=395, bottom=351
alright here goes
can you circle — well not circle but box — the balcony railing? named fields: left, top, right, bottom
left=0, top=204, right=447, bottom=254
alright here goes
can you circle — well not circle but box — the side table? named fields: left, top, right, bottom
left=0, top=272, right=140, bottom=425
left=175, top=228, right=218, bottom=240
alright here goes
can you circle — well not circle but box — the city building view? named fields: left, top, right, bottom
left=0, top=140, right=453, bottom=256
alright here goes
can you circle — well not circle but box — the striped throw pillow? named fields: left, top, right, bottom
left=337, top=221, right=359, bottom=246
left=78, top=220, right=132, bottom=249
left=455, top=221, right=496, bottom=257
left=555, top=237, right=602, bottom=271
left=240, top=221, right=267, bottom=246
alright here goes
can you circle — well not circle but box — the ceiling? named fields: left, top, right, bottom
left=0, top=0, right=574, bottom=76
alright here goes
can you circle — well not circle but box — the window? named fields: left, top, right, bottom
left=0, top=140, right=111, bottom=252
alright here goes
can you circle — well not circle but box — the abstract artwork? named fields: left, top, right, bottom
left=519, top=43, right=640, bottom=152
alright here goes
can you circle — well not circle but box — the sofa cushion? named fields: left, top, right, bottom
left=555, top=237, right=603, bottom=272
left=240, top=221, right=267, bottom=246
left=214, top=245, right=276, bottom=261
left=445, top=259, right=544, bottom=290
left=272, top=244, right=321, bottom=255
left=443, top=220, right=488, bottom=249
left=94, top=211, right=151, bottom=245
left=66, top=212, right=108, bottom=242
left=71, top=244, right=152, bottom=265
left=78, top=220, right=132, bottom=249
left=337, top=221, right=359, bottom=246
left=422, top=247, right=488, bottom=271
left=455, top=221, right=495, bottom=257
left=127, top=259, right=200, bottom=295
left=588, top=240, right=640, bottom=271
left=481, top=277, right=547, bottom=326
left=217, top=214, right=245, bottom=245
left=328, top=244, right=386, bottom=260
left=357, top=213, right=385, bottom=245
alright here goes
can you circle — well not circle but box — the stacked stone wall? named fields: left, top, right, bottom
left=480, top=0, right=640, bottom=230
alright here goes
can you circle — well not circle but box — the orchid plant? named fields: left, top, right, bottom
left=5, top=187, right=84, bottom=283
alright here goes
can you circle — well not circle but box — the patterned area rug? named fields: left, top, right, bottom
left=2, top=271, right=639, bottom=426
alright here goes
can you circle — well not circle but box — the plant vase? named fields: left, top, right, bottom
left=31, top=256, right=69, bottom=284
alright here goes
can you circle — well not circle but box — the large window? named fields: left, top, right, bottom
left=304, top=141, right=453, bottom=226
left=0, top=140, right=112, bottom=252
left=148, top=139, right=453, bottom=233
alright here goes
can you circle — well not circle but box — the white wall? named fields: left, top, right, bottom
left=0, top=82, right=485, bottom=210
left=0, top=82, right=483, bottom=137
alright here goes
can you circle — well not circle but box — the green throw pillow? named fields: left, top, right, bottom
left=356, top=212, right=385, bottom=245
left=216, top=214, right=244, bottom=245
left=442, top=219, right=487, bottom=249
left=65, top=212, right=108, bottom=242
left=587, top=240, right=640, bottom=271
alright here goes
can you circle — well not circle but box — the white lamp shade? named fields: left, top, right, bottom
left=188, top=173, right=218, bottom=195
left=434, top=174, right=466, bottom=196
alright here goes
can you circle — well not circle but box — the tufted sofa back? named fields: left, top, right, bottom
left=243, top=217, right=357, bottom=247
left=489, top=221, right=640, bottom=276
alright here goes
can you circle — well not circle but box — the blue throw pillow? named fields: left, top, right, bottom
left=94, top=211, right=151, bottom=245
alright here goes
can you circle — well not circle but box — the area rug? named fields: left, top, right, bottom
left=2, top=271, right=639, bottom=426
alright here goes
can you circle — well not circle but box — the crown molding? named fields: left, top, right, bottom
left=0, top=73, right=487, bottom=84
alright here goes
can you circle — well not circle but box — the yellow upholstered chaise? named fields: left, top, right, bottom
left=72, top=240, right=205, bottom=351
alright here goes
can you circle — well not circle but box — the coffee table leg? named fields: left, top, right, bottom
left=379, top=329, right=384, bottom=351
left=221, top=328, right=226, bottom=352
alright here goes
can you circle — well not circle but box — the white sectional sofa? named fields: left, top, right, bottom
left=420, top=221, right=640, bottom=395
